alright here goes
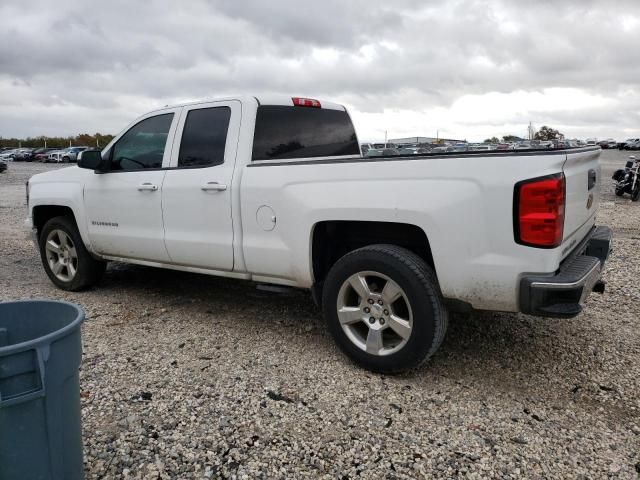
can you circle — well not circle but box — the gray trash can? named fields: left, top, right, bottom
left=0, top=300, right=85, bottom=480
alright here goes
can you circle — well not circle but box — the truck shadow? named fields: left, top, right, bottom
left=98, top=262, right=593, bottom=393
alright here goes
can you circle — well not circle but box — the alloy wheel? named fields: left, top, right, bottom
left=45, top=229, right=78, bottom=282
left=336, top=271, right=413, bottom=356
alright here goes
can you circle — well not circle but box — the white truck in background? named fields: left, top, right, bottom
left=26, top=95, right=611, bottom=372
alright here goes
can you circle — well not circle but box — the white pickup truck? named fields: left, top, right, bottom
left=26, top=95, right=611, bottom=372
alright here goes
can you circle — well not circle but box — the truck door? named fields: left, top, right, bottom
left=161, top=100, right=240, bottom=270
left=83, top=109, right=181, bottom=262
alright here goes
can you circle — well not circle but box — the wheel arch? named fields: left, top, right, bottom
left=32, top=205, right=78, bottom=236
left=310, top=220, right=437, bottom=297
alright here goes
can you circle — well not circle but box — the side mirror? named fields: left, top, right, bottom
left=77, top=150, right=106, bottom=172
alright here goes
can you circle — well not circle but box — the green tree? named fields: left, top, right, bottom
left=483, top=137, right=499, bottom=144
left=502, top=135, right=523, bottom=142
left=534, top=126, right=562, bottom=141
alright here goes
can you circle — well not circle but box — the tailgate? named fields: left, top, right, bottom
left=562, top=147, right=601, bottom=247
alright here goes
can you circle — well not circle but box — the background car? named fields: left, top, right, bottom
left=0, top=149, right=20, bottom=160
left=617, top=138, right=638, bottom=149
left=432, top=144, right=454, bottom=153
left=46, top=150, right=66, bottom=163
left=60, top=146, right=89, bottom=162
left=625, top=139, right=640, bottom=150
left=31, top=148, right=57, bottom=162
left=597, top=139, right=617, bottom=149
left=0, top=160, right=7, bottom=173
left=11, top=148, right=34, bottom=161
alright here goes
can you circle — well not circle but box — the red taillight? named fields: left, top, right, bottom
left=514, top=173, right=565, bottom=248
left=292, top=97, right=321, bottom=108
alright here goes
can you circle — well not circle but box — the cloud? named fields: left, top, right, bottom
left=1, top=0, right=639, bottom=140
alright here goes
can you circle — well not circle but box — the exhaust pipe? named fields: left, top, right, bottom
left=593, top=280, right=605, bottom=294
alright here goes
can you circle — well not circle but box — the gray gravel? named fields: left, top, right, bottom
left=1, top=152, right=639, bottom=479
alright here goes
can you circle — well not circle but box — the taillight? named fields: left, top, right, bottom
left=514, top=173, right=565, bottom=248
left=292, top=97, right=321, bottom=108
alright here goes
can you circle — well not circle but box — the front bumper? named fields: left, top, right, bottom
left=519, top=226, right=612, bottom=318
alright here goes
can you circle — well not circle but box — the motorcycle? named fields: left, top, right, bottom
left=613, top=155, right=640, bottom=201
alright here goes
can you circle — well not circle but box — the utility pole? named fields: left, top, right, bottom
left=384, top=130, right=388, bottom=143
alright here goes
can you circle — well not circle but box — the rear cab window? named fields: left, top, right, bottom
left=252, top=105, right=359, bottom=161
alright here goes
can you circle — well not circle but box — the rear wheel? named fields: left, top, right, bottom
left=39, top=216, right=106, bottom=291
left=632, top=183, right=640, bottom=202
left=322, top=244, right=448, bottom=373
left=615, top=187, right=625, bottom=197
left=62, top=156, right=70, bottom=163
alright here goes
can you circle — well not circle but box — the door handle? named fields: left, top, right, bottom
left=201, top=182, right=227, bottom=192
left=138, top=183, right=158, bottom=191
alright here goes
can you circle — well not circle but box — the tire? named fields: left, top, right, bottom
left=39, top=216, right=106, bottom=291
left=62, top=156, right=70, bottom=163
left=632, top=184, right=640, bottom=202
left=615, top=187, right=624, bottom=197
left=322, top=244, right=448, bottom=373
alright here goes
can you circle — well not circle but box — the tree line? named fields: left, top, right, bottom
left=483, top=126, right=564, bottom=144
left=0, top=133, right=115, bottom=149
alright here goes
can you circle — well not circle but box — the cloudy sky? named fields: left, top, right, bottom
left=1, top=0, right=639, bottom=142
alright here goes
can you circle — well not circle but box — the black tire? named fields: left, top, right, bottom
left=39, top=216, right=106, bottom=291
left=62, top=156, right=70, bottom=163
left=615, top=187, right=624, bottom=197
left=322, top=244, right=448, bottom=373
left=632, top=184, right=640, bottom=202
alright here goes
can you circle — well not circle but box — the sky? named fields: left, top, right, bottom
left=1, top=0, right=640, bottom=143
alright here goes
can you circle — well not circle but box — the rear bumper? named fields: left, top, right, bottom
left=519, top=226, right=611, bottom=318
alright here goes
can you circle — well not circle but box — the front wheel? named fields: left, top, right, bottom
left=632, top=183, right=640, bottom=202
left=322, top=244, right=448, bottom=373
left=62, top=156, right=70, bottom=163
left=39, top=216, right=106, bottom=291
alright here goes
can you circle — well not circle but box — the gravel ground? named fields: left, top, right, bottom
left=1, top=151, right=639, bottom=479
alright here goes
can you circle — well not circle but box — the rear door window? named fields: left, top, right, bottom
left=252, top=106, right=359, bottom=161
left=178, top=107, right=231, bottom=168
